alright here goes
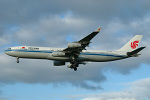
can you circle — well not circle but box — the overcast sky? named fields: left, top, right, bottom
left=0, top=0, right=150, bottom=100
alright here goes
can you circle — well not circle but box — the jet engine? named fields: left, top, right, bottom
left=68, top=43, right=82, bottom=48
left=54, top=61, right=65, bottom=66
left=52, top=52, right=66, bottom=57
left=67, top=63, right=73, bottom=68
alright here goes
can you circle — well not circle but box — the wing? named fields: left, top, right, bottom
left=63, top=27, right=101, bottom=53
left=62, top=27, right=101, bottom=71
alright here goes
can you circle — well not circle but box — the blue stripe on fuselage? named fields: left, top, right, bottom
left=5, top=49, right=53, bottom=53
left=80, top=53, right=125, bottom=57
left=5, top=49, right=126, bottom=57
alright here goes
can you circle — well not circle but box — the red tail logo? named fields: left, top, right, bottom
left=131, top=40, right=139, bottom=49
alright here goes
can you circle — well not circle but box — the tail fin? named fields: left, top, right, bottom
left=117, top=35, right=143, bottom=52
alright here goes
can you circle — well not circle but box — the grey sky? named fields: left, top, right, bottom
left=0, top=0, right=150, bottom=90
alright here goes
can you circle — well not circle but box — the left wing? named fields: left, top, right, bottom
left=63, top=27, right=101, bottom=54
left=61, top=27, right=101, bottom=71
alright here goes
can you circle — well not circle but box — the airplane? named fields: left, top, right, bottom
left=4, top=27, right=145, bottom=71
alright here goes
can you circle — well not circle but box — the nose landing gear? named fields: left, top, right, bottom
left=17, top=57, right=19, bottom=63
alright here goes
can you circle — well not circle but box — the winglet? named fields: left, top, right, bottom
left=94, top=27, right=101, bottom=32
left=79, top=27, right=101, bottom=43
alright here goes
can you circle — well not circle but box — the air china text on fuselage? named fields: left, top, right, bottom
left=5, top=27, right=145, bottom=71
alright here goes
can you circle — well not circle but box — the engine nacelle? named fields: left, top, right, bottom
left=67, top=63, right=73, bottom=68
left=54, top=61, right=65, bottom=66
left=68, top=43, right=82, bottom=48
left=52, top=52, right=66, bottom=57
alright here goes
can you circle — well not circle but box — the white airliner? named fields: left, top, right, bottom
left=5, top=27, right=145, bottom=71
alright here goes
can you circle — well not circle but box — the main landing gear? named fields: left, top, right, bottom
left=67, top=63, right=78, bottom=71
left=71, top=55, right=79, bottom=71
left=17, top=57, right=19, bottom=63
left=74, top=67, right=77, bottom=71
left=70, top=63, right=78, bottom=71
left=71, top=61, right=78, bottom=71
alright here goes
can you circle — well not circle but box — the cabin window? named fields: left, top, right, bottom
left=28, top=47, right=39, bottom=50
left=33, top=48, right=39, bottom=50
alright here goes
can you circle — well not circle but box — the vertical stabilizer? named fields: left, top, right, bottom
left=117, top=35, right=143, bottom=52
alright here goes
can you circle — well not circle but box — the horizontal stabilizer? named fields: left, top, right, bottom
left=127, top=46, right=146, bottom=57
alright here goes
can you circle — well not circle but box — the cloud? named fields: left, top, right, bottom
left=0, top=53, right=106, bottom=90
left=0, top=97, right=9, bottom=100
left=0, top=0, right=150, bottom=90
left=76, top=78, right=150, bottom=100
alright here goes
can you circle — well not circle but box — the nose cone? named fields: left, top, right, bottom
left=4, top=49, right=17, bottom=57
left=4, top=50, right=9, bottom=55
left=4, top=50, right=12, bottom=55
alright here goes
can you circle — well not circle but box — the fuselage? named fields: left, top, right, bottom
left=4, top=46, right=128, bottom=62
left=3, top=27, right=144, bottom=71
